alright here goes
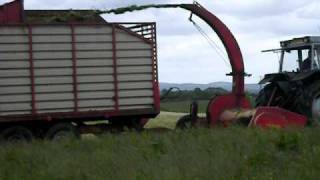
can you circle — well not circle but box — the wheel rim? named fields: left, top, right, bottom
left=45, top=123, right=79, bottom=141
left=7, top=134, right=27, bottom=143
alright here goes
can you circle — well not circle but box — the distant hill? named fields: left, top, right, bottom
left=160, top=82, right=261, bottom=94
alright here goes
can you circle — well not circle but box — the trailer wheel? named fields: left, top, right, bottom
left=0, top=126, right=33, bottom=143
left=45, top=123, right=80, bottom=141
left=127, top=119, right=145, bottom=132
left=110, top=118, right=145, bottom=132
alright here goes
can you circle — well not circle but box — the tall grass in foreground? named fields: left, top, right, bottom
left=0, top=127, right=320, bottom=180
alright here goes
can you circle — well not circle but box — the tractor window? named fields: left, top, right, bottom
left=313, top=46, right=320, bottom=70
left=282, top=51, right=299, bottom=72
left=300, top=49, right=312, bottom=71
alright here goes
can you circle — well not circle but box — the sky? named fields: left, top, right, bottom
left=1, top=0, right=320, bottom=84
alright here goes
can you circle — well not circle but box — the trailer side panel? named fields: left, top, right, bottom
left=0, top=24, right=159, bottom=121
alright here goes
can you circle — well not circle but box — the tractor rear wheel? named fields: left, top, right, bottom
left=255, top=83, right=286, bottom=107
left=292, top=80, right=320, bottom=121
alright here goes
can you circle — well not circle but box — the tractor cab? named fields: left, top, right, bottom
left=265, top=36, right=320, bottom=73
left=258, top=36, right=320, bottom=121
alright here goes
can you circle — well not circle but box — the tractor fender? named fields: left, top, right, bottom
left=259, top=73, right=289, bottom=84
left=292, top=70, right=320, bottom=83
left=259, top=73, right=292, bottom=94
left=259, top=73, right=291, bottom=94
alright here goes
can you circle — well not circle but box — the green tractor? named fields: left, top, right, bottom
left=257, top=36, right=320, bottom=121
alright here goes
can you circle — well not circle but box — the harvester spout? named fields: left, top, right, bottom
left=179, top=3, right=245, bottom=96
left=102, top=2, right=246, bottom=96
left=103, top=2, right=251, bottom=126
left=95, top=2, right=309, bottom=128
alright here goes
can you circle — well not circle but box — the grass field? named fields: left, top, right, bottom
left=160, top=100, right=209, bottom=113
left=0, top=112, right=320, bottom=179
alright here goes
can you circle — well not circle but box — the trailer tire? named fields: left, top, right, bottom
left=110, top=118, right=144, bottom=132
left=127, top=119, right=145, bottom=132
left=0, top=126, right=33, bottom=143
left=45, top=123, right=80, bottom=141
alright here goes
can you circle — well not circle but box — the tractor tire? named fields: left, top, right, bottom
left=255, top=83, right=286, bottom=107
left=0, top=126, right=33, bottom=143
left=292, top=80, right=320, bottom=120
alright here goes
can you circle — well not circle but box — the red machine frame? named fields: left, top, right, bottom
left=110, top=2, right=306, bottom=128
left=0, top=0, right=307, bottom=129
left=181, top=3, right=306, bottom=127
left=0, top=0, right=24, bottom=23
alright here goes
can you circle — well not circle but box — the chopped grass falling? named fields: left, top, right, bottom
left=98, top=4, right=183, bottom=15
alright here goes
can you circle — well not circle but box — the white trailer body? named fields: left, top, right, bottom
left=0, top=23, right=160, bottom=122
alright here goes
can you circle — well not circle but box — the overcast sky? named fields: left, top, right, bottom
left=1, top=0, right=320, bottom=84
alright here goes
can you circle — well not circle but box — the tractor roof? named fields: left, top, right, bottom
left=280, top=36, right=320, bottom=49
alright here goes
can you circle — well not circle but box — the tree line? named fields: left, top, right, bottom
left=160, top=87, right=228, bottom=101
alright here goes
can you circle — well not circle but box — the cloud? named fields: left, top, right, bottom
left=1, top=0, right=320, bottom=84
left=0, top=0, right=11, bottom=4
left=201, top=0, right=311, bottom=19
left=105, top=8, right=198, bottom=36
left=296, top=1, right=320, bottom=19
left=156, top=31, right=234, bottom=83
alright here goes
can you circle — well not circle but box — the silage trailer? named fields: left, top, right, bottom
left=0, top=0, right=160, bottom=141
